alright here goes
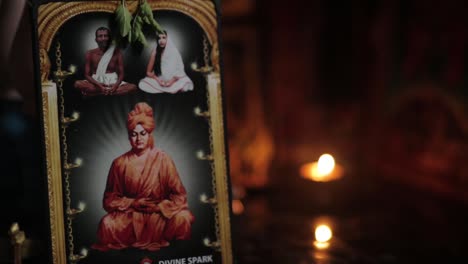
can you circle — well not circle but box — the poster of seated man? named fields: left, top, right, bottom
left=92, top=102, right=194, bottom=252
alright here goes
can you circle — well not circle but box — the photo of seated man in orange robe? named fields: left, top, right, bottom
left=92, top=102, right=194, bottom=251
left=74, top=27, right=137, bottom=96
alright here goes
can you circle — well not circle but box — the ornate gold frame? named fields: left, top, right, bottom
left=38, top=1, right=231, bottom=263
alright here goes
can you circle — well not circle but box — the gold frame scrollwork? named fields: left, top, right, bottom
left=38, top=1, right=231, bottom=263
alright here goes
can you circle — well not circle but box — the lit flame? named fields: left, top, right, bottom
left=80, top=248, right=88, bottom=257
left=315, top=224, right=332, bottom=243
left=317, top=154, right=335, bottom=175
left=300, top=153, right=343, bottom=182
left=191, top=62, right=198, bottom=70
left=75, top=158, right=83, bottom=166
left=69, top=64, right=77, bottom=74
left=232, top=199, right=245, bottom=215
left=71, top=111, right=80, bottom=119
left=77, top=201, right=86, bottom=211
left=196, top=150, right=205, bottom=159
left=200, top=193, right=207, bottom=202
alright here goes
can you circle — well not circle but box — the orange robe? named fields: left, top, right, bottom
left=92, top=147, right=194, bottom=251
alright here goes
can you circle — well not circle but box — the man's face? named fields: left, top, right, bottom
left=157, top=34, right=167, bottom=48
left=130, top=124, right=150, bottom=151
left=95, top=29, right=110, bottom=49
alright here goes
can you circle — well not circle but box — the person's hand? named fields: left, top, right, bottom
left=132, top=198, right=152, bottom=209
left=156, top=78, right=166, bottom=87
left=100, top=84, right=114, bottom=95
left=109, top=84, right=119, bottom=95
left=165, top=77, right=179, bottom=87
left=141, top=203, right=160, bottom=213
left=97, top=84, right=107, bottom=93
left=132, top=198, right=159, bottom=213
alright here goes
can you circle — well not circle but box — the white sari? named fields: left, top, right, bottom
left=138, top=38, right=194, bottom=94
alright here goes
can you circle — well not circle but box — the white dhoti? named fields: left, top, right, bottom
left=92, top=72, right=118, bottom=86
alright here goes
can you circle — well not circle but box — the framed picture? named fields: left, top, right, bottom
left=31, top=0, right=233, bottom=263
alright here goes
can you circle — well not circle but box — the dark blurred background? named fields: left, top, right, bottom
left=2, top=0, right=468, bottom=263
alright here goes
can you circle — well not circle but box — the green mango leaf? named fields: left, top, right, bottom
left=115, top=3, right=132, bottom=37
left=139, top=33, right=148, bottom=46
left=128, top=28, right=133, bottom=42
left=134, top=18, right=142, bottom=31
left=141, top=0, right=152, bottom=16
left=134, top=15, right=141, bottom=24
left=119, top=0, right=162, bottom=47
left=140, top=0, right=164, bottom=33
left=129, top=16, right=147, bottom=46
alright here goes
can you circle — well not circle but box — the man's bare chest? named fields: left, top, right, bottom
left=90, top=53, right=118, bottom=71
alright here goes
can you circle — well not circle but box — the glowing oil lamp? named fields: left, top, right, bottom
left=300, top=154, right=343, bottom=182
left=314, top=224, right=332, bottom=249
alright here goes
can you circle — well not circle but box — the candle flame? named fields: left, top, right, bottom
left=232, top=199, right=245, bottom=215
left=75, top=158, right=83, bottom=166
left=315, top=224, right=332, bottom=243
left=69, top=64, right=77, bottom=73
left=196, top=150, right=205, bottom=159
left=80, top=248, right=88, bottom=257
left=317, top=154, right=335, bottom=175
left=71, top=111, right=80, bottom=119
left=200, top=193, right=207, bottom=202
left=300, top=153, right=343, bottom=182
left=77, top=201, right=86, bottom=211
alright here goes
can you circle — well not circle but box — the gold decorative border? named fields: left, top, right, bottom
left=42, top=83, right=67, bottom=264
left=38, top=0, right=218, bottom=81
left=38, top=1, right=231, bottom=263
left=206, top=73, right=232, bottom=263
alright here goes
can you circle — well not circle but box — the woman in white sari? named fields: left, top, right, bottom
left=139, top=31, right=193, bottom=94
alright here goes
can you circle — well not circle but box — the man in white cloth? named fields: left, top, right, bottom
left=74, top=27, right=137, bottom=96
left=139, top=31, right=193, bottom=94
